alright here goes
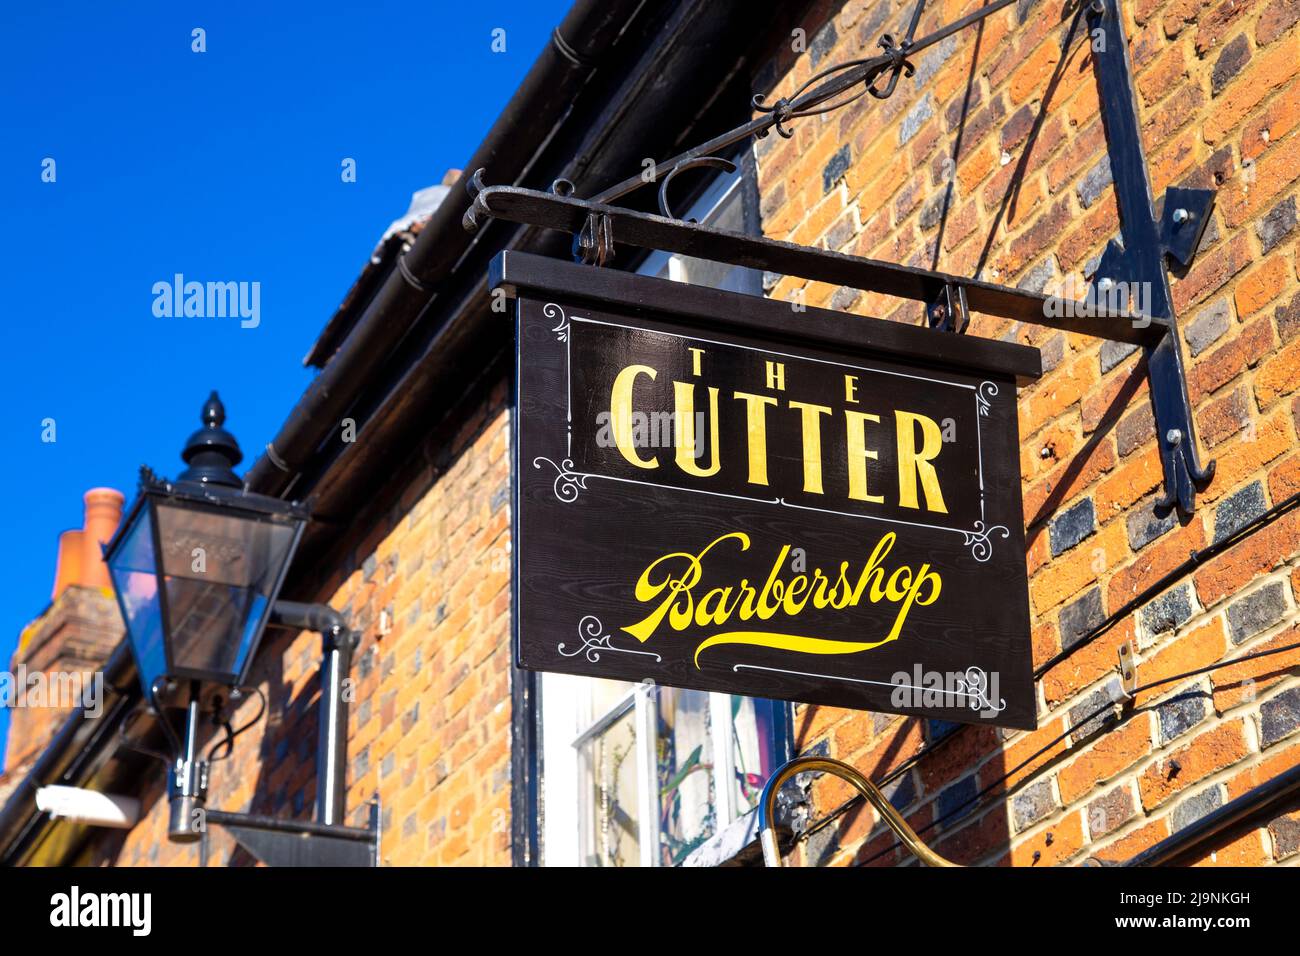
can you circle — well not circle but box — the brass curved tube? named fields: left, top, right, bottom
left=758, top=755, right=961, bottom=867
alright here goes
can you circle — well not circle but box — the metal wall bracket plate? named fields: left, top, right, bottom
left=1088, top=0, right=1215, bottom=516
left=1118, top=641, right=1138, bottom=700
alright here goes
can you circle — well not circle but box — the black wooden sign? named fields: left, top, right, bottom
left=498, top=251, right=1042, bottom=730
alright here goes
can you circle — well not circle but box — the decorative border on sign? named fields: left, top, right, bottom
left=531, top=303, right=1009, bottom=562
left=558, top=615, right=663, bottom=664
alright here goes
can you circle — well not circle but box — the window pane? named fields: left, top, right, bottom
left=577, top=706, right=640, bottom=867
left=730, top=696, right=784, bottom=813
left=672, top=185, right=755, bottom=293
left=657, top=687, right=716, bottom=865
left=154, top=503, right=296, bottom=680
left=107, top=507, right=168, bottom=696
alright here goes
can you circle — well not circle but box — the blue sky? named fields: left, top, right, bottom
left=0, top=0, right=571, bottom=769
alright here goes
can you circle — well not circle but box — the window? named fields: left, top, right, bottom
left=539, top=154, right=793, bottom=867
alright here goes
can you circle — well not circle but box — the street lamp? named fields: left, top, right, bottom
left=105, top=393, right=308, bottom=696
left=101, top=393, right=376, bottom=865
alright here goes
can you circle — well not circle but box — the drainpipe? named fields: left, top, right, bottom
left=244, top=0, right=645, bottom=499
left=268, top=601, right=358, bottom=826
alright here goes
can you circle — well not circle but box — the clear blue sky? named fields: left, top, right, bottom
left=0, top=0, right=572, bottom=769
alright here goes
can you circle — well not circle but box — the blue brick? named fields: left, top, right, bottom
left=1213, top=481, right=1267, bottom=545
left=936, top=774, right=978, bottom=825
left=1049, top=497, right=1095, bottom=555
left=1261, top=687, right=1300, bottom=748
left=821, top=144, right=851, bottom=193
left=1157, top=690, right=1207, bottom=744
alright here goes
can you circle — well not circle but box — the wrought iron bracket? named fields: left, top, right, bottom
left=1087, top=0, right=1215, bottom=515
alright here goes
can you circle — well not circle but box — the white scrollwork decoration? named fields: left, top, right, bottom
left=543, top=302, right=569, bottom=341
left=975, top=380, right=998, bottom=417
left=962, top=520, right=1009, bottom=562
left=959, top=666, right=1007, bottom=713
left=533, top=457, right=589, bottom=502
left=559, top=615, right=663, bottom=663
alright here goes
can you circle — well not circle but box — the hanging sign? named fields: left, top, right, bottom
left=498, top=251, right=1042, bottom=730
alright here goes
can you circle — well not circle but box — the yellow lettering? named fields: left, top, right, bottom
left=845, top=410, right=885, bottom=504
left=674, top=381, right=722, bottom=477
left=610, top=364, right=658, bottom=469
left=788, top=400, right=831, bottom=494
left=895, top=410, right=948, bottom=513
left=733, top=390, right=777, bottom=486
left=765, top=360, right=786, bottom=391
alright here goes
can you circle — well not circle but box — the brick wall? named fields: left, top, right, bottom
left=756, top=0, right=1300, bottom=865
left=90, top=383, right=513, bottom=867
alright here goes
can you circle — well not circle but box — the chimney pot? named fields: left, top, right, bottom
left=78, top=487, right=125, bottom=592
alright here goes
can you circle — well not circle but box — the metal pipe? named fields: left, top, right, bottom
left=268, top=600, right=357, bottom=827
left=758, top=754, right=960, bottom=867
left=167, top=681, right=207, bottom=843
left=316, top=624, right=354, bottom=826
left=1124, top=763, right=1300, bottom=867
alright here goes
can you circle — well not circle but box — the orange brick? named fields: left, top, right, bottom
left=1256, top=336, right=1300, bottom=406
left=1058, top=714, right=1154, bottom=804
left=1225, top=740, right=1300, bottom=798
left=1091, top=817, right=1171, bottom=863
left=1009, top=809, right=1084, bottom=866
left=1107, top=515, right=1207, bottom=611
left=1213, top=624, right=1300, bottom=710
left=1190, top=828, right=1269, bottom=866
left=1002, top=717, right=1069, bottom=789
left=1138, top=720, right=1250, bottom=809
left=1203, top=33, right=1300, bottom=145
left=1134, top=617, right=1229, bottom=708
left=1030, top=519, right=1128, bottom=615
left=1234, top=254, right=1292, bottom=316
left=1195, top=506, right=1300, bottom=605
left=1042, top=617, right=1137, bottom=708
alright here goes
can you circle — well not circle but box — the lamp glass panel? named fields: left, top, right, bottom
left=107, top=506, right=169, bottom=695
left=154, top=502, right=296, bottom=682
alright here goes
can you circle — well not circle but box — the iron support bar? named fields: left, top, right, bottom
left=1087, top=0, right=1215, bottom=514
left=467, top=183, right=1163, bottom=345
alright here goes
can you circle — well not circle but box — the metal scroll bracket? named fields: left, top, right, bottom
left=1088, top=0, right=1216, bottom=516
left=463, top=0, right=1218, bottom=514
